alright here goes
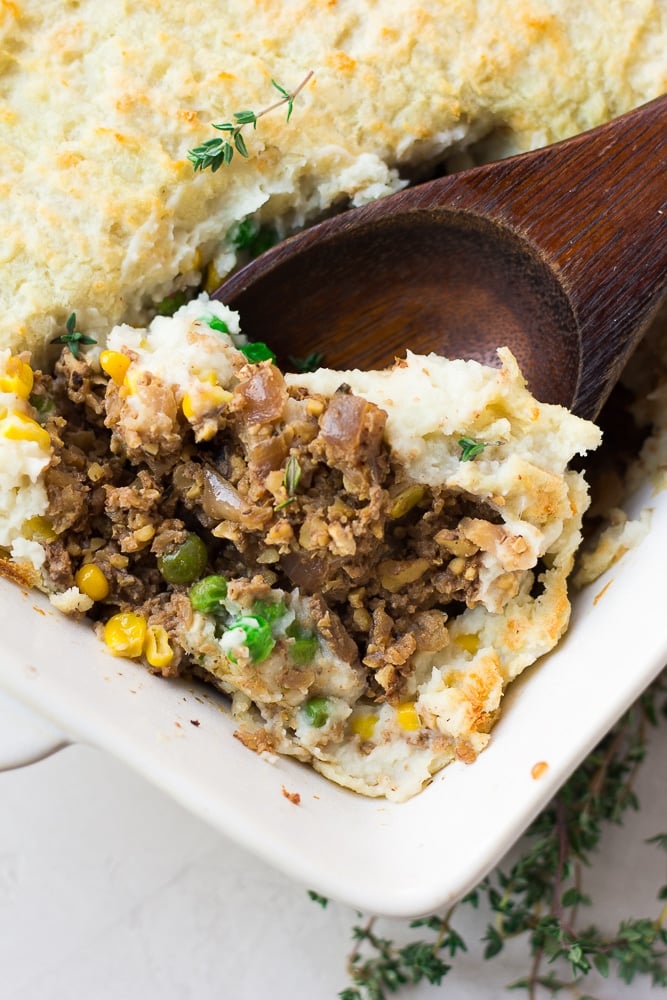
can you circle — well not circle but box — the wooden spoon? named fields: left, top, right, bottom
left=214, top=95, right=667, bottom=419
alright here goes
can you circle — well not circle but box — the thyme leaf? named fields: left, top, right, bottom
left=458, top=436, right=487, bottom=461
left=275, top=455, right=302, bottom=511
left=51, top=312, right=97, bottom=358
left=289, top=351, right=325, bottom=373
left=188, top=70, right=313, bottom=173
left=283, top=455, right=302, bottom=497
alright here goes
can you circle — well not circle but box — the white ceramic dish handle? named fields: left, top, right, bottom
left=0, top=688, right=69, bottom=770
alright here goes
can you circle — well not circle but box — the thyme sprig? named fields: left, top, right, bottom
left=188, top=71, right=314, bottom=173
left=340, top=908, right=465, bottom=998
left=283, top=455, right=302, bottom=498
left=51, top=312, right=97, bottom=358
left=276, top=455, right=302, bottom=510
left=332, top=671, right=667, bottom=998
left=458, top=435, right=487, bottom=461
left=289, top=350, right=326, bottom=373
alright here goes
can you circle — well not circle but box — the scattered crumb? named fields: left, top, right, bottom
left=49, top=586, right=94, bottom=614
left=593, top=580, right=613, bottom=605
left=531, top=761, right=549, bottom=780
left=282, top=786, right=301, bottom=805
left=190, top=719, right=201, bottom=727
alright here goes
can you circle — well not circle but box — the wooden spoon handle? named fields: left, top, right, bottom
left=421, top=95, right=667, bottom=415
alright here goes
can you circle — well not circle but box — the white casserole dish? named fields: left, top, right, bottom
left=0, top=461, right=665, bottom=918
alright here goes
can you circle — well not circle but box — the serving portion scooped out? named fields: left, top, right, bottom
left=0, top=295, right=600, bottom=799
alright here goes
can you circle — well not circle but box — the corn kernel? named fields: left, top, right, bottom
left=181, top=393, right=196, bottom=421
left=396, top=701, right=421, bottom=732
left=75, top=564, right=110, bottom=602
left=103, top=612, right=147, bottom=658
left=204, top=261, right=223, bottom=294
left=305, top=398, right=325, bottom=418
left=196, top=423, right=216, bottom=443
left=99, top=350, right=131, bottom=386
left=121, top=368, right=141, bottom=396
left=1, top=410, right=51, bottom=450
left=182, top=385, right=232, bottom=421
left=209, top=386, right=232, bottom=406
left=350, top=713, right=378, bottom=741
left=144, top=624, right=174, bottom=669
left=454, top=632, right=480, bottom=655
left=0, top=356, right=34, bottom=398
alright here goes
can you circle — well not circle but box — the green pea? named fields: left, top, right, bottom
left=29, top=393, right=55, bottom=423
left=225, top=614, right=275, bottom=664
left=228, top=218, right=278, bottom=257
left=157, top=533, right=208, bottom=585
left=252, top=598, right=288, bottom=625
left=202, top=315, right=230, bottom=335
left=189, top=574, right=228, bottom=614
left=156, top=291, right=188, bottom=316
left=302, top=697, right=330, bottom=728
left=286, top=623, right=319, bottom=665
left=239, top=341, right=276, bottom=364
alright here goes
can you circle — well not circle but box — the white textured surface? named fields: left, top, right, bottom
left=0, top=725, right=664, bottom=1000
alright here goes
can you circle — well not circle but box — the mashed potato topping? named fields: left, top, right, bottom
left=0, top=350, right=52, bottom=570
left=0, top=299, right=601, bottom=799
left=1, top=1, right=665, bottom=360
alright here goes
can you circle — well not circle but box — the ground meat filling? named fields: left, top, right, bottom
left=36, top=353, right=501, bottom=703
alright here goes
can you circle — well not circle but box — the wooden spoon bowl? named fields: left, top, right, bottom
left=215, top=96, right=666, bottom=419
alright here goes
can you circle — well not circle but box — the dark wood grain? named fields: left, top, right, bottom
left=214, top=96, right=666, bottom=418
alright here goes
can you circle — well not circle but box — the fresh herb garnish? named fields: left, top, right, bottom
left=187, top=71, right=313, bottom=173
left=284, top=455, right=302, bottom=497
left=289, top=351, right=325, bottom=373
left=331, top=672, right=667, bottom=998
left=458, top=436, right=487, bottom=461
left=51, top=312, right=97, bottom=358
left=276, top=455, right=302, bottom=510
